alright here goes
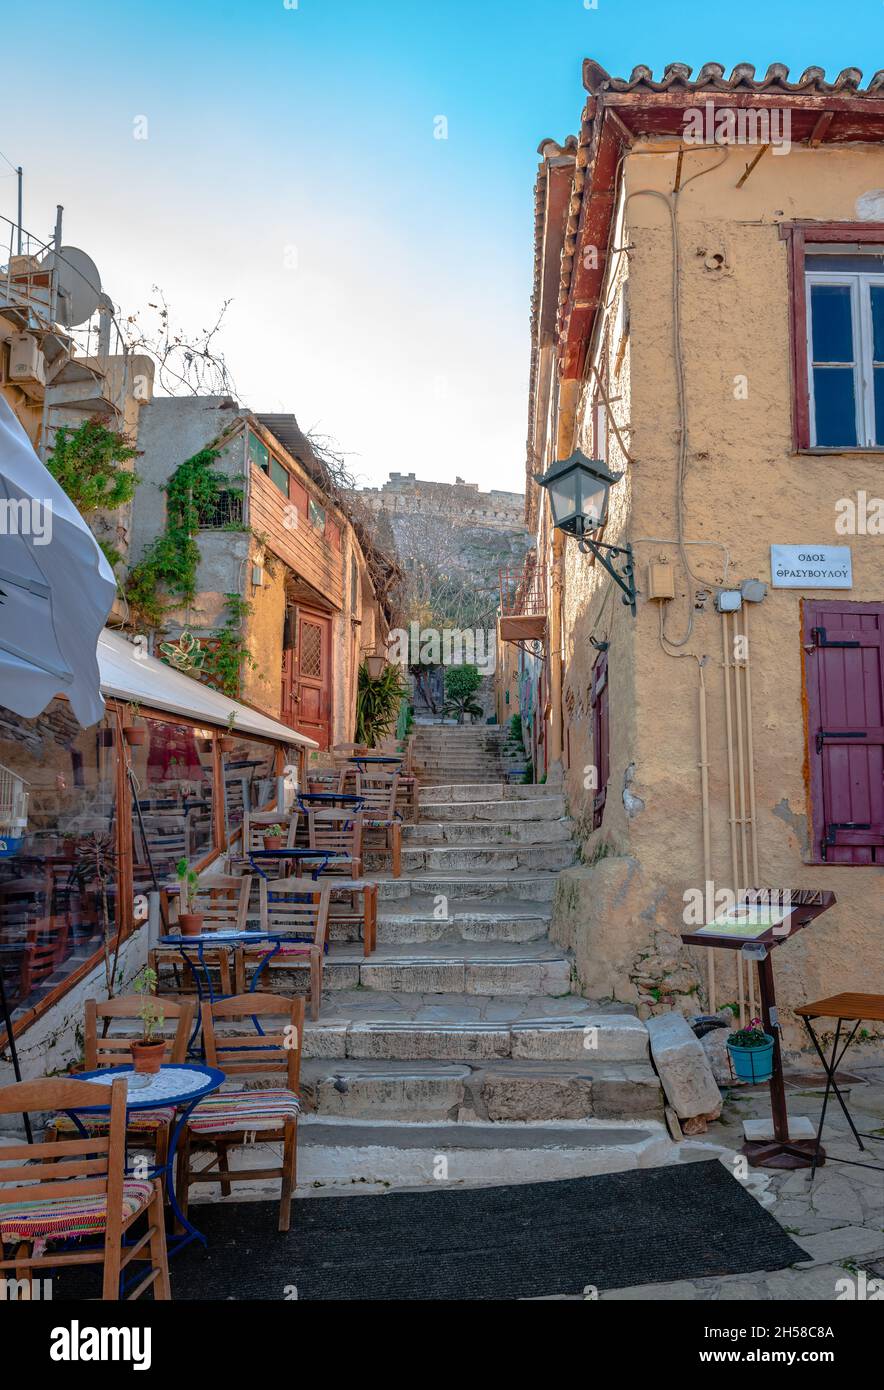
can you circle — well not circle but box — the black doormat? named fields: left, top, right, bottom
left=53, top=1160, right=805, bottom=1301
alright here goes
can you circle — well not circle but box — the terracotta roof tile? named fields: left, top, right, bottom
left=583, top=59, right=884, bottom=95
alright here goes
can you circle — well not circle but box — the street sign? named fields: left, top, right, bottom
left=770, top=545, right=852, bottom=589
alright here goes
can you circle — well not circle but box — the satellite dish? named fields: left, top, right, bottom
left=41, top=246, right=102, bottom=326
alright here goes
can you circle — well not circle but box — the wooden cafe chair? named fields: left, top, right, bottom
left=236, top=878, right=331, bottom=1019
left=44, top=995, right=195, bottom=1187
left=356, top=770, right=402, bottom=876
left=0, top=1075, right=170, bottom=1300
left=175, top=993, right=304, bottom=1232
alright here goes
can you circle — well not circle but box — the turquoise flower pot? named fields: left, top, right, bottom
left=727, top=1035, right=775, bottom=1083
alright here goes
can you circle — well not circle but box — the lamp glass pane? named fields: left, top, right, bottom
left=549, top=470, right=578, bottom=524
left=581, top=475, right=609, bottom=528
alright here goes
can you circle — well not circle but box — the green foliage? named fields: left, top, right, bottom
left=355, top=662, right=406, bottom=747
left=125, top=447, right=235, bottom=627
left=176, top=856, right=199, bottom=912
left=46, top=418, right=140, bottom=516
left=442, top=663, right=483, bottom=724
left=200, top=593, right=257, bottom=698
left=132, top=965, right=164, bottom=1042
left=509, top=712, right=523, bottom=743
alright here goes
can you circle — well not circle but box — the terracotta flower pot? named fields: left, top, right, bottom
left=263, top=835, right=284, bottom=851
left=221, top=737, right=236, bottom=752
left=130, top=1040, right=165, bottom=1075
left=178, top=912, right=204, bottom=936
left=123, top=726, right=147, bottom=746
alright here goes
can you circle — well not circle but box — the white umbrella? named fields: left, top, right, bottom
left=0, top=395, right=116, bottom=726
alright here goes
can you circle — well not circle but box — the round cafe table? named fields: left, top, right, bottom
left=64, top=1062, right=224, bottom=1257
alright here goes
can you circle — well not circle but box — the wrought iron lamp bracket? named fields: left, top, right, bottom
left=577, top=536, right=637, bottom=617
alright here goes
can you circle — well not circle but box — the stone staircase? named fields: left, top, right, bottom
left=411, top=723, right=524, bottom=786
left=286, top=735, right=668, bottom=1187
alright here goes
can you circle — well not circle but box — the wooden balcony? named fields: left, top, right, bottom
left=498, top=559, right=547, bottom=644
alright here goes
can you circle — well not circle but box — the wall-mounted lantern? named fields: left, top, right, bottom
left=364, top=653, right=387, bottom=680
left=534, top=450, right=636, bottom=617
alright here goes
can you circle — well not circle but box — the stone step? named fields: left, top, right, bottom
left=321, top=941, right=572, bottom=996
left=376, top=872, right=559, bottom=903
left=187, top=1117, right=673, bottom=1198
left=330, top=896, right=551, bottom=945
left=304, top=994, right=649, bottom=1064
left=418, top=795, right=566, bottom=822
left=405, top=819, right=574, bottom=846
left=300, top=1056, right=664, bottom=1122
left=418, top=783, right=555, bottom=802
left=366, top=844, right=576, bottom=874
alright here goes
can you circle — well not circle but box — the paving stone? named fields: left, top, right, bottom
left=793, top=1225, right=884, bottom=1266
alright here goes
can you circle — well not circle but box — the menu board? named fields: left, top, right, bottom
left=694, top=902, right=793, bottom=940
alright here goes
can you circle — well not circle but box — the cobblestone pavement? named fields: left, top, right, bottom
left=539, top=1062, right=884, bottom=1301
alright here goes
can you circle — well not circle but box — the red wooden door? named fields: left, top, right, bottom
left=803, top=600, right=884, bottom=864
left=281, top=607, right=332, bottom=750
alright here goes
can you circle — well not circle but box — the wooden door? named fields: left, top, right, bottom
left=282, top=607, right=332, bottom=750
left=803, top=600, right=884, bottom=863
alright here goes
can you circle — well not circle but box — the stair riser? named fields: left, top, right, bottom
left=405, top=821, right=573, bottom=846
left=418, top=784, right=555, bottom=802
left=301, top=1069, right=663, bottom=1122
left=419, top=798, right=566, bottom=822
left=320, top=958, right=573, bottom=995
left=366, top=846, right=576, bottom=873
left=304, top=1017, right=649, bottom=1063
left=377, top=877, right=557, bottom=902
left=329, top=917, right=550, bottom=945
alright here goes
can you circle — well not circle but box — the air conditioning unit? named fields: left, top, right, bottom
left=8, top=332, right=45, bottom=385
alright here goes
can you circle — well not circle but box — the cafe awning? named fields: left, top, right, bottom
left=0, top=397, right=116, bottom=727
left=97, top=629, right=317, bottom=747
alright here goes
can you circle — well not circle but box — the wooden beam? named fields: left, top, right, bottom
left=808, top=111, right=835, bottom=146
left=736, top=144, right=770, bottom=187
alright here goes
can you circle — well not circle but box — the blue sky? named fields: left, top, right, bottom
left=3, top=0, right=882, bottom=491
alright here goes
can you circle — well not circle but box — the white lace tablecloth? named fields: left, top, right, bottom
left=80, top=1066, right=214, bottom=1106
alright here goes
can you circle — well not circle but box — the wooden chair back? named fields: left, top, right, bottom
left=172, top=874, right=252, bottom=931
left=243, top=810, right=297, bottom=853
left=83, top=994, right=195, bottom=1069
left=259, top=877, right=331, bottom=947
left=355, top=771, right=400, bottom=820
left=0, top=1074, right=127, bottom=1217
left=200, top=992, right=304, bottom=1091
left=307, top=809, right=363, bottom=865
left=306, top=768, right=345, bottom=795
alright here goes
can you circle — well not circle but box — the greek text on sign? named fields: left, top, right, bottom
left=770, top=545, right=852, bottom=589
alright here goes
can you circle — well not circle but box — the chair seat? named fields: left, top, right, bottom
left=0, top=1180, right=154, bottom=1244
left=186, top=1088, right=301, bottom=1134
left=363, top=818, right=395, bottom=829
left=51, top=1107, right=176, bottom=1134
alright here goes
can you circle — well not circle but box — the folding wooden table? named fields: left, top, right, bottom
left=682, top=888, right=837, bottom=1170
left=794, top=992, right=884, bottom=1178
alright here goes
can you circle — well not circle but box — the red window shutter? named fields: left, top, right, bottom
left=590, top=651, right=609, bottom=829
left=804, top=600, right=884, bottom=864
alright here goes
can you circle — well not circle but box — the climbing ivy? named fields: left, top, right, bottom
left=200, top=592, right=258, bottom=698
left=46, top=418, right=140, bottom=515
left=125, top=448, right=241, bottom=627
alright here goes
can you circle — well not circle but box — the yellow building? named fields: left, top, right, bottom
left=513, top=61, right=884, bottom=1043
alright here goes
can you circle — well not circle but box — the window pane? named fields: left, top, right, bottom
left=269, top=457, right=289, bottom=495
left=806, top=253, right=884, bottom=273
left=0, top=702, right=117, bottom=1017
left=872, top=286, right=884, bottom=362
left=813, top=367, right=857, bottom=447
left=810, top=284, right=854, bottom=363
left=129, top=720, right=215, bottom=889
left=248, top=433, right=269, bottom=471
left=220, top=736, right=277, bottom=836
left=875, top=367, right=884, bottom=446
left=309, top=498, right=326, bottom=533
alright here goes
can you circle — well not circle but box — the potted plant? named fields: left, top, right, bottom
left=262, top=823, right=286, bottom=851
left=220, top=711, right=237, bottom=752
left=726, top=1016, right=776, bottom=1083
left=130, top=966, right=165, bottom=1074
left=123, top=700, right=146, bottom=746
left=176, top=857, right=203, bottom=935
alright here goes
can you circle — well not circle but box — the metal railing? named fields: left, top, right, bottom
left=499, top=556, right=546, bottom=618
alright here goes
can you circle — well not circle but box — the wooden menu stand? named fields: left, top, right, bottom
left=682, top=889, right=837, bottom=1170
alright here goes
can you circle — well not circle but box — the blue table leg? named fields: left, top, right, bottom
left=165, top=1096, right=210, bottom=1254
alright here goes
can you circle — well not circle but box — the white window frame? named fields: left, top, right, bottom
left=805, top=267, right=884, bottom=447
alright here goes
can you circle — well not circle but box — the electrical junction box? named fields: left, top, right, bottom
left=647, top=560, right=675, bottom=600
left=715, top=589, right=743, bottom=612
left=8, top=332, right=45, bottom=385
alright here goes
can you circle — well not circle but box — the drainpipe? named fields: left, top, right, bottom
left=548, top=378, right=580, bottom=770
